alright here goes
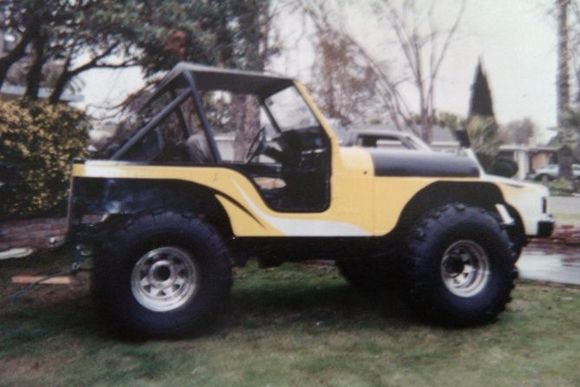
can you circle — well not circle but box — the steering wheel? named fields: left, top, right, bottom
left=245, top=127, right=267, bottom=163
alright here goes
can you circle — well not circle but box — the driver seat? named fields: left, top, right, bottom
left=185, top=133, right=212, bottom=163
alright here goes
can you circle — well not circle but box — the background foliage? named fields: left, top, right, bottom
left=0, top=101, right=88, bottom=218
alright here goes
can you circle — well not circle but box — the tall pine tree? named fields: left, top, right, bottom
left=469, top=60, right=494, bottom=117
left=466, top=59, right=509, bottom=175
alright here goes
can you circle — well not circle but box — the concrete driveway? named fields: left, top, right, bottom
left=518, top=244, right=580, bottom=286
left=516, top=196, right=580, bottom=286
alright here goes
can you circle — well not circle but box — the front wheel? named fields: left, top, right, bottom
left=404, top=204, right=515, bottom=327
left=92, top=211, right=232, bottom=338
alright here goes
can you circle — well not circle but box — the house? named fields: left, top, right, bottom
left=497, top=145, right=558, bottom=180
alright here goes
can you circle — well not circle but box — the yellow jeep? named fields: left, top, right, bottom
left=68, top=63, right=553, bottom=337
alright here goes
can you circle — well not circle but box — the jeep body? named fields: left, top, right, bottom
left=343, top=127, right=554, bottom=254
left=67, top=63, right=554, bottom=336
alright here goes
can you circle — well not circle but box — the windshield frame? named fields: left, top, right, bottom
left=261, top=85, right=322, bottom=134
left=110, top=66, right=334, bottom=165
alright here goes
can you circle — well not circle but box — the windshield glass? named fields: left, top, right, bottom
left=265, top=87, right=319, bottom=131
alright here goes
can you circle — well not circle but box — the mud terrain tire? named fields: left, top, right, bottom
left=92, top=211, right=232, bottom=337
left=404, top=204, right=515, bottom=327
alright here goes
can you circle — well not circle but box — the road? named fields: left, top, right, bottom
left=549, top=196, right=580, bottom=217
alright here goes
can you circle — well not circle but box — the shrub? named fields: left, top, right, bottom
left=467, top=116, right=503, bottom=158
left=547, top=177, right=576, bottom=196
left=0, top=100, right=89, bottom=219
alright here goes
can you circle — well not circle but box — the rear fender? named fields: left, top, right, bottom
left=70, top=178, right=233, bottom=237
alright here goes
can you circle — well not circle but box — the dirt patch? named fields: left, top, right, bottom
left=549, top=224, right=580, bottom=245
left=529, top=223, right=580, bottom=246
left=0, top=264, right=89, bottom=310
left=0, top=357, right=49, bottom=381
left=0, top=217, right=67, bottom=251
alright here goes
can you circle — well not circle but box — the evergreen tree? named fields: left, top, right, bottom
left=469, top=60, right=494, bottom=117
left=467, top=60, right=508, bottom=175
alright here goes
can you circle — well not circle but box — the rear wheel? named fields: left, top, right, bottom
left=130, top=246, right=199, bottom=313
left=92, top=211, right=232, bottom=338
left=404, top=204, right=515, bottom=326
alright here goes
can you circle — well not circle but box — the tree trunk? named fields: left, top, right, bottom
left=415, top=45, right=433, bottom=144
left=24, top=31, right=48, bottom=100
left=0, top=31, right=33, bottom=90
left=557, top=0, right=571, bottom=125
left=557, top=0, right=574, bottom=181
left=420, top=107, right=433, bottom=144
left=233, top=94, right=260, bottom=161
left=48, top=72, right=71, bottom=104
left=48, top=54, right=74, bottom=104
left=232, top=3, right=266, bottom=161
left=558, top=145, right=574, bottom=180
left=215, top=3, right=234, bottom=66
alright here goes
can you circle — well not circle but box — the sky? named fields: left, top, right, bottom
left=79, top=0, right=560, bottom=142
left=435, top=1, right=558, bottom=138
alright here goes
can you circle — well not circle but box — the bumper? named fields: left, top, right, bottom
left=537, top=216, right=555, bottom=238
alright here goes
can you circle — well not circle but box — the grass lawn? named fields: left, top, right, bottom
left=1, top=253, right=579, bottom=386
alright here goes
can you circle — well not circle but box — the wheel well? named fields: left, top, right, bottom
left=505, top=205, right=524, bottom=233
left=72, top=178, right=233, bottom=238
left=395, top=181, right=505, bottom=232
left=504, top=204, right=526, bottom=245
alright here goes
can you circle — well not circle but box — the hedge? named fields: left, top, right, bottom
left=0, top=100, right=88, bottom=219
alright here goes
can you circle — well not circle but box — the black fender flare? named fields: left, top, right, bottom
left=393, top=181, right=506, bottom=232
left=70, top=178, right=235, bottom=238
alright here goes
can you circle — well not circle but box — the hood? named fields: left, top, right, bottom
left=366, top=149, right=480, bottom=178
left=482, top=173, right=550, bottom=196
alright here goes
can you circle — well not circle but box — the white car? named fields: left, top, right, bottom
left=532, top=164, right=580, bottom=181
left=343, top=129, right=432, bottom=151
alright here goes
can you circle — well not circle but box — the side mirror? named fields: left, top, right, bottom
left=454, top=129, right=471, bottom=148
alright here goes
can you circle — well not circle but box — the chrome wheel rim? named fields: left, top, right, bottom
left=131, top=246, right=198, bottom=312
left=440, top=240, right=490, bottom=298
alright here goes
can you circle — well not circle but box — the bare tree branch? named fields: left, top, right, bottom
left=375, top=0, right=466, bottom=141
